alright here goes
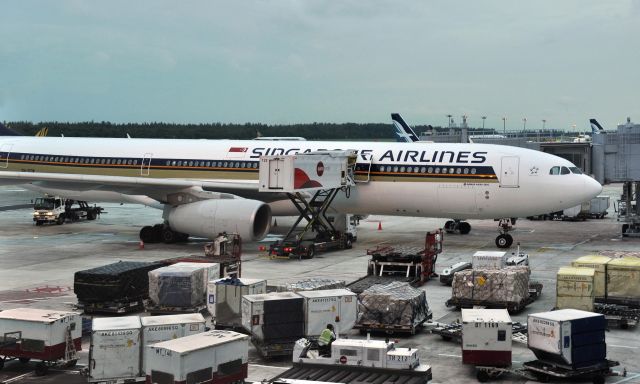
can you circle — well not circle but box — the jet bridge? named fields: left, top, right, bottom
left=259, top=150, right=357, bottom=259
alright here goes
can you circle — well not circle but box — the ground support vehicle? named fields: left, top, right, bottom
left=33, top=196, right=103, bottom=225
left=474, top=359, right=624, bottom=383
left=431, top=321, right=527, bottom=344
left=347, top=230, right=443, bottom=293
left=594, top=303, right=640, bottom=329
left=616, top=181, right=640, bottom=237
left=446, top=281, right=542, bottom=313
left=355, top=314, right=432, bottom=336
left=252, top=338, right=297, bottom=358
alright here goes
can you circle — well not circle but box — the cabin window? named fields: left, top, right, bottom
left=549, top=166, right=560, bottom=175
left=471, top=168, right=477, bottom=174
left=456, top=168, right=462, bottom=174
left=188, top=161, right=193, bottom=166
left=223, top=161, right=228, bottom=167
left=20, top=155, right=25, bottom=160
left=569, top=167, right=582, bottom=174
left=449, top=167, right=455, bottom=174
left=434, top=167, right=440, bottom=174
left=427, top=167, right=433, bottom=173
left=400, top=166, right=406, bottom=173
left=206, top=161, right=211, bottom=167
left=234, top=162, right=240, bottom=168
left=393, top=166, right=399, bottom=173
left=561, top=166, right=570, bottom=175
left=420, top=166, right=426, bottom=173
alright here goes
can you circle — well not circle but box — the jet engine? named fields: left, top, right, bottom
left=164, top=198, right=271, bottom=241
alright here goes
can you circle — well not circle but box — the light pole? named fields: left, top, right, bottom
left=481, top=116, right=486, bottom=131
left=502, top=117, right=506, bottom=135
left=446, top=114, right=452, bottom=128
left=541, top=119, right=546, bottom=142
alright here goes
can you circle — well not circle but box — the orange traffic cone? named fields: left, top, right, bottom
left=377, top=221, right=383, bottom=230
left=139, top=240, right=145, bottom=250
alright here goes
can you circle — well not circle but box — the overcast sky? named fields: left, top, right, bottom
left=1, top=1, right=638, bottom=131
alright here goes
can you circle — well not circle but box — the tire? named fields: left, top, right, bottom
left=505, top=234, right=514, bottom=247
left=476, top=370, right=489, bottom=383
left=19, top=357, right=30, bottom=364
left=345, top=237, right=353, bottom=249
left=139, top=226, right=154, bottom=243
left=444, top=220, right=454, bottom=233
left=0, top=358, right=4, bottom=370
left=56, top=214, right=65, bottom=225
left=35, top=221, right=43, bottom=226
left=495, top=234, right=510, bottom=248
left=622, top=224, right=629, bottom=237
left=162, top=228, right=176, bottom=244
left=592, top=375, right=605, bottom=384
left=87, top=210, right=96, bottom=220
left=35, top=362, right=48, bottom=376
left=459, top=222, right=471, bottom=235
left=306, top=245, right=315, bottom=259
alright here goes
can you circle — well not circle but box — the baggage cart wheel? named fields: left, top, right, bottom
left=440, top=335, right=452, bottom=341
left=19, top=357, right=30, bottom=364
left=592, top=375, right=605, bottom=384
left=35, top=362, right=48, bottom=376
left=536, top=373, right=550, bottom=383
left=476, top=370, right=490, bottom=382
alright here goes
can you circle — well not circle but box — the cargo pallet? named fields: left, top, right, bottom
left=145, top=304, right=207, bottom=316
left=594, top=303, right=640, bottom=329
left=252, top=338, right=296, bottom=358
left=445, top=281, right=543, bottom=314
left=475, top=359, right=625, bottom=383
left=355, top=312, right=432, bottom=336
left=431, top=321, right=527, bottom=344
left=76, top=299, right=145, bottom=314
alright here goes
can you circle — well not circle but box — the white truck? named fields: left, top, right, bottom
left=33, top=196, right=103, bottom=225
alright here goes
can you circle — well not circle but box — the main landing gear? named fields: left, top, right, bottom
left=139, top=223, right=189, bottom=244
left=495, top=218, right=516, bottom=248
left=444, top=219, right=471, bottom=235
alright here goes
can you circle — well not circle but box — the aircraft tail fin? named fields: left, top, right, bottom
left=590, top=119, right=605, bottom=134
left=391, top=113, right=420, bottom=142
left=35, top=127, right=49, bottom=137
left=0, top=122, right=21, bottom=136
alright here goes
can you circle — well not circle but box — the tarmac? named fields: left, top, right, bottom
left=0, top=184, right=639, bottom=384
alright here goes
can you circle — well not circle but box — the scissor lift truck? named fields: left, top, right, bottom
left=259, top=150, right=359, bottom=259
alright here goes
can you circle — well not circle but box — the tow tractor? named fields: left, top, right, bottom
left=268, top=336, right=432, bottom=383
left=259, top=150, right=359, bottom=259
left=33, top=196, right=103, bottom=225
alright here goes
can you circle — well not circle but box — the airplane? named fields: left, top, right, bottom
left=0, top=119, right=602, bottom=248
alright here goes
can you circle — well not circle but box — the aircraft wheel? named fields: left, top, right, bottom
left=496, top=234, right=513, bottom=248
left=140, top=226, right=154, bottom=243
left=459, top=222, right=471, bottom=235
left=162, top=228, right=177, bottom=244
left=444, top=220, right=454, bottom=233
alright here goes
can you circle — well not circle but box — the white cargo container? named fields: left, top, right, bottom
left=89, top=316, right=142, bottom=382
left=472, top=251, right=507, bottom=270
left=258, top=151, right=356, bottom=193
left=461, top=309, right=512, bottom=367
left=528, top=309, right=607, bottom=370
left=207, top=277, right=267, bottom=326
left=145, top=330, right=249, bottom=384
left=589, top=196, right=610, bottom=217
left=0, top=308, right=81, bottom=362
left=296, top=289, right=357, bottom=338
left=140, top=314, right=206, bottom=373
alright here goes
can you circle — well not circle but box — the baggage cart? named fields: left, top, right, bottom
left=594, top=303, right=640, bottom=329
left=474, top=359, right=624, bottom=383
left=88, top=316, right=143, bottom=383
left=446, top=281, right=542, bottom=313
left=431, top=321, right=527, bottom=344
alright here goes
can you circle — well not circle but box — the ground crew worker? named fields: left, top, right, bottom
left=317, top=323, right=336, bottom=357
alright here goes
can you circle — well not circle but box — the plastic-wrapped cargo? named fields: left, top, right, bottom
left=357, top=281, right=430, bottom=329
left=297, top=289, right=357, bottom=337
left=241, top=292, right=305, bottom=343
left=606, top=257, right=640, bottom=303
left=461, top=309, right=512, bottom=367
left=207, top=277, right=267, bottom=328
left=571, top=255, right=611, bottom=299
left=89, top=316, right=142, bottom=382
left=145, top=330, right=249, bottom=384
left=451, top=267, right=530, bottom=305
left=472, top=251, right=507, bottom=270
left=140, top=314, right=206, bottom=372
left=74, top=261, right=165, bottom=303
left=556, top=267, right=595, bottom=311
left=528, top=309, right=606, bottom=370
left=284, top=278, right=346, bottom=292
left=148, top=262, right=218, bottom=307
left=0, top=308, right=82, bottom=362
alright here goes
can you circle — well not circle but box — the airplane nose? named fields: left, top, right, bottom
left=583, top=176, right=603, bottom=199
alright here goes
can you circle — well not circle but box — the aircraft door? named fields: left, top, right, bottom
left=0, top=144, right=12, bottom=169
left=500, top=156, right=519, bottom=187
left=141, top=153, right=152, bottom=176
left=355, top=153, right=372, bottom=183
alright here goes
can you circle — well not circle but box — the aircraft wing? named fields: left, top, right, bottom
left=0, top=171, right=285, bottom=204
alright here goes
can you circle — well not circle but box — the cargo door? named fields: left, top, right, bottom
left=89, top=330, right=141, bottom=380
left=0, top=143, right=12, bottom=168
left=268, top=158, right=285, bottom=189
left=354, top=153, right=372, bottom=183
left=141, top=153, right=152, bottom=176
left=500, top=156, right=519, bottom=187
left=339, top=294, right=357, bottom=333
left=437, top=184, right=478, bottom=217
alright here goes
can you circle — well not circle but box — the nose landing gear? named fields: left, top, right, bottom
left=495, top=218, right=516, bottom=248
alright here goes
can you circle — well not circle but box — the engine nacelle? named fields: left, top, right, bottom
left=164, top=199, right=271, bottom=241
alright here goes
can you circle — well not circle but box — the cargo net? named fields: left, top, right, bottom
left=357, top=281, right=429, bottom=328
left=452, top=266, right=530, bottom=304
left=598, top=250, right=640, bottom=259
left=281, top=278, right=346, bottom=292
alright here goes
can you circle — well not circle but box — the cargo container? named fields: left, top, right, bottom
left=0, top=308, right=81, bottom=373
left=296, top=289, right=357, bottom=338
left=207, top=277, right=267, bottom=328
left=140, top=314, right=206, bottom=373
left=145, top=330, right=249, bottom=384
left=461, top=309, right=512, bottom=367
left=589, top=196, right=610, bottom=218
left=89, top=316, right=142, bottom=383
left=528, top=309, right=606, bottom=370
left=472, top=251, right=507, bottom=270
left=148, top=262, right=219, bottom=309
left=605, top=257, right=640, bottom=305
left=571, top=255, right=611, bottom=299
left=556, top=267, right=596, bottom=311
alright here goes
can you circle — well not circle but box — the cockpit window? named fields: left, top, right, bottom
left=561, top=166, right=570, bottom=175
left=569, top=167, right=582, bottom=174
left=550, top=166, right=560, bottom=175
